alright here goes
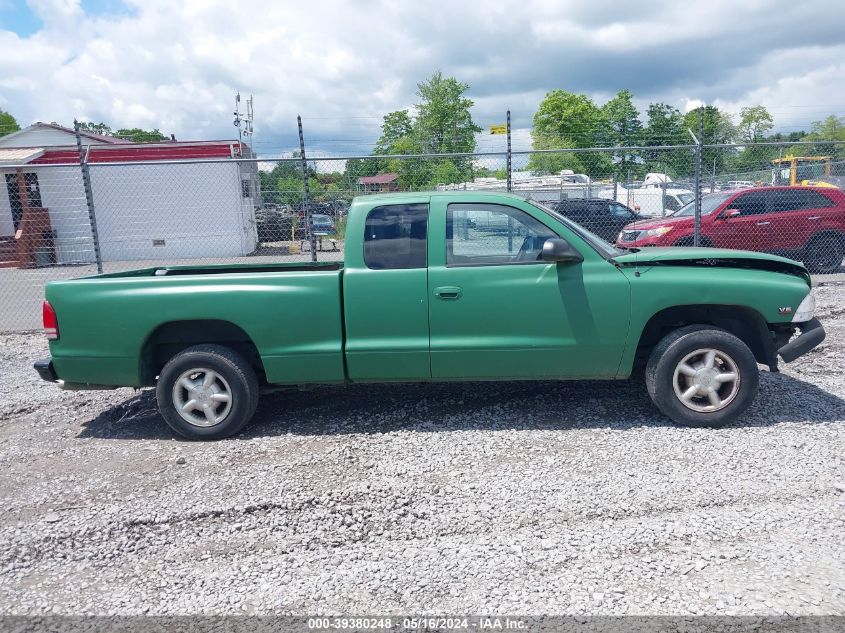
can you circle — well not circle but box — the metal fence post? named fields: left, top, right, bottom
left=711, top=156, right=716, bottom=193
left=691, top=127, right=703, bottom=247
left=506, top=110, right=512, bottom=193
left=297, top=115, right=317, bottom=261
left=73, top=120, right=103, bottom=274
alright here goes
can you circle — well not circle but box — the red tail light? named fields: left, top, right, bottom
left=43, top=301, right=59, bottom=340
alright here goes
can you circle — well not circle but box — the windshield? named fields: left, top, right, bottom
left=672, top=192, right=731, bottom=217
left=677, top=193, right=694, bottom=205
left=312, top=214, right=332, bottom=223
left=526, top=199, right=623, bottom=258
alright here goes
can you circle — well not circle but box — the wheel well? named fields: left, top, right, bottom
left=634, top=305, right=774, bottom=370
left=139, top=320, right=265, bottom=386
left=807, top=230, right=845, bottom=249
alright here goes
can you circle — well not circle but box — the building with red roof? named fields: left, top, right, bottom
left=357, top=173, right=399, bottom=193
left=0, top=123, right=259, bottom=267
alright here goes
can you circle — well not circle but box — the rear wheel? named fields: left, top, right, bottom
left=803, top=234, right=845, bottom=274
left=645, top=326, right=758, bottom=428
left=156, top=344, right=259, bottom=440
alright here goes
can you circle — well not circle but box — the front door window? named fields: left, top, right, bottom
left=446, top=203, right=557, bottom=266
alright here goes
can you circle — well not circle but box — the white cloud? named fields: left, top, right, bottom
left=0, top=0, right=843, bottom=154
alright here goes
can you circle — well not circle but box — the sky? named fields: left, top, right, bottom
left=1, top=0, right=844, bottom=157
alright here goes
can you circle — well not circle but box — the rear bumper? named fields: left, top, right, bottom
left=778, top=318, right=826, bottom=363
left=34, top=358, right=58, bottom=382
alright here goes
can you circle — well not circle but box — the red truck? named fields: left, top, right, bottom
left=616, top=186, right=845, bottom=273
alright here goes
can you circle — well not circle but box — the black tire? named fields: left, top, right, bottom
left=645, top=326, right=758, bottom=428
left=156, top=344, right=259, bottom=440
left=803, top=233, right=845, bottom=274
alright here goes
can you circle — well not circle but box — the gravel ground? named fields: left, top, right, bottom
left=1, top=284, right=844, bottom=616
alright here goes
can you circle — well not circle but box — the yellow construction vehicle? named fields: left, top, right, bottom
left=771, top=155, right=832, bottom=186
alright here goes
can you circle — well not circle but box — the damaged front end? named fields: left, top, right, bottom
left=611, top=247, right=811, bottom=284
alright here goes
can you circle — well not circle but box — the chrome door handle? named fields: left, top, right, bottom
left=808, top=216, right=821, bottom=220
left=434, top=286, right=463, bottom=300
left=756, top=221, right=771, bottom=226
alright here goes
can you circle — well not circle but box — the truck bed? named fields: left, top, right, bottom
left=45, top=262, right=347, bottom=388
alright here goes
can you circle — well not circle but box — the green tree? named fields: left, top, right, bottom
left=375, top=110, right=414, bottom=155
left=684, top=106, right=736, bottom=144
left=341, top=157, right=380, bottom=191
left=413, top=71, right=481, bottom=155
left=429, top=160, right=462, bottom=186
left=727, top=144, right=780, bottom=182
left=643, top=103, right=692, bottom=177
left=768, top=131, right=807, bottom=142
left=601, top=90, right=642, bottom=145
left=728, top=106, right=776, bottom=179
left=339, top=72, right=489, bottom=190
left=803, top=115, right=845, bottom=160
left=529, top=90, right=612, bottom=176
left=644, top=103, right=686, bottom=145
left=600, top=89, right=644, bottom=176
left=77, top=121, right=113, bottom=136
left=685, top=106, right=737, bottom=177
left=385, top=135, right=430, bottom=190
left=528, top=137, right=587, bottom=176
left=531, top=90, right=603, bottom=149
left=115, top=127, right=168, bottom=143
left=259, top=154, right=322, bottom=207
left=737, top=106, right=773, bottom=143
left=0, top=109, right=20, bottom=136
left=807, top=115, right=845, bottom=140
left=275, top=175, right=324, bottom=207
left=357, top=72, right=482, bottom=188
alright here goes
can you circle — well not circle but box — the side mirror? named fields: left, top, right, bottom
left=724, top=209, right=742, bottom=218
left=542, top=238, right=584, bottom=264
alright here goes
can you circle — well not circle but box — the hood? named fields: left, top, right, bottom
left=611, top=247, right=810, bottom=282
left=623, top=215, right=692, bottom=230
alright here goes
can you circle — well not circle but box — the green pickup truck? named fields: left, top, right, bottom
left=36, top=192, right=825, bottom=439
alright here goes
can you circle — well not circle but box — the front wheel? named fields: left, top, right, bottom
left=156, top=344, right=259, bottom=440
left=645, top=326, right=759, bottom=428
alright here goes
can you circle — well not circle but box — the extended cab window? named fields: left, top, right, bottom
left=446, top=203, right=557, bottom=266
left=364, top=204, right=428, bottom=270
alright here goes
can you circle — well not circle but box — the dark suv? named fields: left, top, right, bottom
left=555, top=198, right=643, bottom=243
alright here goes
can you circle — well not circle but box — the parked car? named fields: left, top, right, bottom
left=616, top=186, right=845, bottom=274
left=255, top=205, right=295, bottom=242
left=598, top=186, right=695, bottom=217
left=555, top=198, right=644, bottom=243
left=310, top=213, right=336, bottom=235
left=36, top=191, right=824, bottom=440
left=725, top=180, right=755, bottom=190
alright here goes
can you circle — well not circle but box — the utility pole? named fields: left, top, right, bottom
left=233, top=92, right=243, bottom=147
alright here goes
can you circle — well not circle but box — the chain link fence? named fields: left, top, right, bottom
left=2, top=140, right=844, bottom=331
